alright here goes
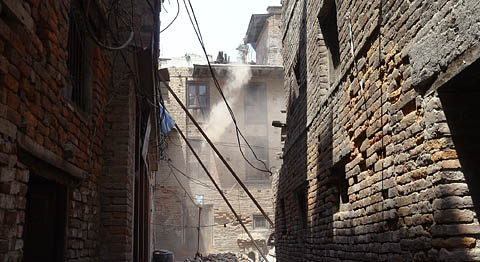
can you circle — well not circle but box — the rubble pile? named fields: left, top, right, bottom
left=184, top=252, right=252, bottom=262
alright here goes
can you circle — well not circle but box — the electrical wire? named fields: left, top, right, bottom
left=160, top=0, right=180, bottom=33
left=167, top=159, right=217, bottom=191
left=82, top=0, right=135, bottom=51
left=167, top=159, right=200, bottom=207
left=182, top=0, right=272, bottom=175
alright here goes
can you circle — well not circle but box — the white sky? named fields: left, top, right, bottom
left=159, top=0, right=281, bottom=62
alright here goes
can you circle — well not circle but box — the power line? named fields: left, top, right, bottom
left=160, top=0, right=180, bottom=33
left=167, top=159, right=200, bottom=207
left=82, top=0, right=135, bottom=51
left=167, top=159, right=217, bottom=191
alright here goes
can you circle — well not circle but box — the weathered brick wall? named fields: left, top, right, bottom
left=277, top=0, right=480, bottom=261
left=101, top=80, right=136, bottom=261
left=0, top=1, right=112, bottom=261
left=255, top=12, right=283, bottom=66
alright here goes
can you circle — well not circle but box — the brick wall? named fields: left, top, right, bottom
left=154, top=65, right=285, bottom=259
left=0, top=1, right=112, bottom=261
left=277, top=0, right=480, bottom=261
left=255, top=13, right=283, bottom=66
left=0, top=0, right=158, bottom=261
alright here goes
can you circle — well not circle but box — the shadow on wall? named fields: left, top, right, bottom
left=437, top=58, right=480, bottom=215
left=430, top=58, right=480, bottom=261
left=275, top=0, right=309, bottom=260
left=153, top=132, right=199, bottom=258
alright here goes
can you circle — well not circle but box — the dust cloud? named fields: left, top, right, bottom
left=204, top=66, right=252, bottom=142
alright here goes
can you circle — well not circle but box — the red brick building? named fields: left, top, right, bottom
left=276, top=0, right=480, bottom=261
left=0, top=0, right=162, bottom=261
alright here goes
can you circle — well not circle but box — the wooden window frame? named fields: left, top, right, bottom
left=187, top=82, right=209, bottom=109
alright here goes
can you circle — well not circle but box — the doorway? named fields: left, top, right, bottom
left=23, top=174, right=67, bottom=262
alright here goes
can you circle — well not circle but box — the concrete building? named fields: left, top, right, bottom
left=153, top=6, right=284, bottom=261
left=0, top=1, right=162, bottom=261
left=276, top=0, right=480, bottom=261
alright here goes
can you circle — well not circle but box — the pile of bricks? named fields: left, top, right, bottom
left=184, top=253, right=252, bottom=262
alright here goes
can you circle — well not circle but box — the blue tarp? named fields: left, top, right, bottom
left=159, top=103, right=176, bottom=134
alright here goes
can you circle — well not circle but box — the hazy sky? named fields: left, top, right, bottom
left=159, top=0, right=281, bottom=61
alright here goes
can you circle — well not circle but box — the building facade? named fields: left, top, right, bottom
left=155, top=63, right=284, bottom=261
left=276, top=0, right=480, bottom=261
left=153, top=7, right=285, bottom=261
left=0, top=1, right=161, bottom=261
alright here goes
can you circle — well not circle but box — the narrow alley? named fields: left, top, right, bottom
left=0, top=0, right=479, bottom=262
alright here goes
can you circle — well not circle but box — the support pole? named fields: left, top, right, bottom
left=163, top=81, right=273, bottom=227
left=197, top=207, right=201, bottom=256
left=175, top=124, right=269, bottom=262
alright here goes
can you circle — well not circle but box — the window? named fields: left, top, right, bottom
left=245, top=82, right=267, bottom=124
left=330, top=157, right=349, bottom=212
left=295, top=184, right=308, bottom=230
left=66, top=6, right=93, bottom=112
left=187, top=82, right=209, bottom=108
left=245, top=136, right=269, bottom=182
left=253, top=215, right=268, bottom=229
left=318, top=0, right=340, bottom=85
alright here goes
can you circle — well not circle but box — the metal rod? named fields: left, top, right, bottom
left=197, top=207, right=201, bottom=256
left=175, top=124, right=269, bottom=262
left=163, top=80, right=273, bottom=227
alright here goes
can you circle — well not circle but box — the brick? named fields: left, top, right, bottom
left=0, top=119, right=16, bottom=138
left=6, top=92, right=20, bottom=110
left=2, top=74, right=19, bottom=92
left=434, top=209, right=474, bottom=224
left=433, top=237, right=476, bottom=249
left=0, top=18, right=11, bottom=40
left=437, top=159, right=462, bottom=169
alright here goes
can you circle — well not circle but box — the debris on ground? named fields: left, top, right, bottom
left=184, top=252, right=253, bottom=262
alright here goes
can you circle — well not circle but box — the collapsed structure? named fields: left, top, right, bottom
left=276, top=0, right=480, bottom=261
left=153, top=6, right=284, bottom=261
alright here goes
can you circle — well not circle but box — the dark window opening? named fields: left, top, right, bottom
left=293, top=60, right=304, bottom=88
left=318, top=0, right=340, bottom=85
left=295, top=184, right=307, bottom=230
left=24, top=174, right=67, bottom=262
left=67, top=5, right=93, bottom=112
left=245, top=82, right=267, bottom=124
left=331, top=157, right=349, bottom=212
left=253, top=215, right=268, bottom=229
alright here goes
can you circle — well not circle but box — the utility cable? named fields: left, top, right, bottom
left=82, top=0, right=135, bottom=51
left=182, top=0, right=271, bottom=175
left=168, top=159, right=199, bottom=207
left=173, top=123, right=269, bottom=262
left=160, top=0, right=180, bottom=33
left=159, top=75, right=273, bottom=226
